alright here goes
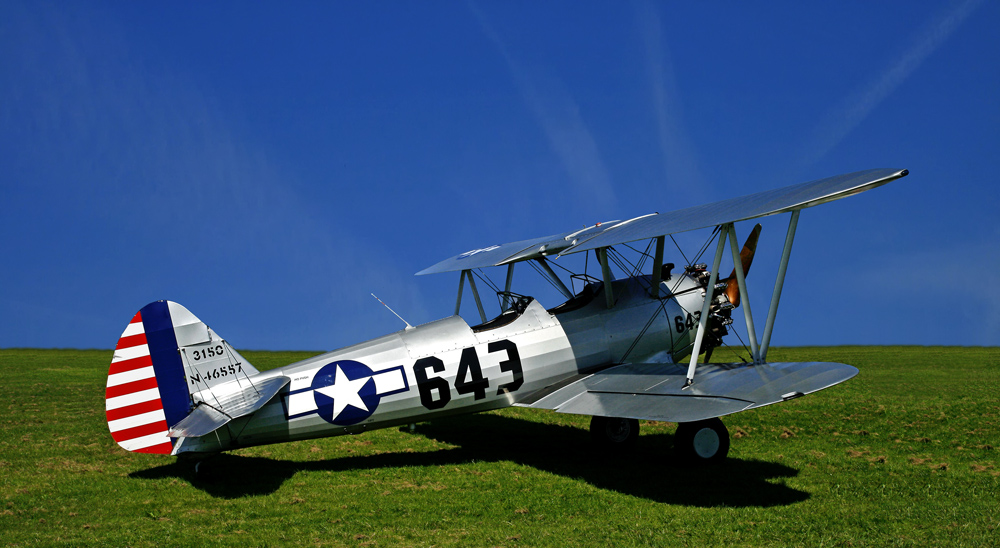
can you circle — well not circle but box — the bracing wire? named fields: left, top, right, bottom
left=526, top=260, right=565, bottom=295
left=547, top=257, right=576, bottom=275
left=669, top=234, right=691, bottom=266
left=692, top=226, right=722, bottom=265
left=619, top=297, right=674, bottom=363
left=724, top=324, right=752, bottom=364
left=607, top=248, right=645, bottom=294
left=472, top=268, right=500, bottom=293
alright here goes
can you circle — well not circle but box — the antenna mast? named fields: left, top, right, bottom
left=370, top=293, right=414, bottom=330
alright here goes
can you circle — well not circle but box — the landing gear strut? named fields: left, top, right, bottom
left=590, top=416, right=639, bottom=448
left=674, top=417, right=730, bottom=462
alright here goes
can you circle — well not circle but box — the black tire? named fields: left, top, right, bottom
left=674, top=417, right=730, bottom=463
left=590, top=416, right=640, bottom=448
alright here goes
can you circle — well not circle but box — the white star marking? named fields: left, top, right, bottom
left=314, top=365, right=371, bottom=420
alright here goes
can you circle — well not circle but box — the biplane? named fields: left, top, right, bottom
left=105, top=168, right=907, bottom=465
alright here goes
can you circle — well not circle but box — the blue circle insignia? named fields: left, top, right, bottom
left=311, top=360, right=380, bottom=426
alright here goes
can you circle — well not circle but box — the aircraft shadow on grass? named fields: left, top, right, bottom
left=132, top=413, right=808, bottom=508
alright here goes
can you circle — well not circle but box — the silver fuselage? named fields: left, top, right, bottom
left=175, top=273, right=705, bottom=454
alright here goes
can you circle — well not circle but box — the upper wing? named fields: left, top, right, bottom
left=415, top=231, right=576, bottom=276
left=414, top=222, right=627, bottom=276
left=418, top=168, right=907, bottom=275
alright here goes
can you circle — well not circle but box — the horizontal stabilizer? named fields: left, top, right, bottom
left=517, top=361, right=858, bottom=423
left=168, top=403, right=230, bottom=438
left=168, top=376, right=290, bottom=438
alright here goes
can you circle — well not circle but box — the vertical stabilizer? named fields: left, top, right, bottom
left=105, top=301, right=257, bottom=454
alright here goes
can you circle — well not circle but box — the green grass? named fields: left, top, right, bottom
left=1, top=347, right=997, bottom=547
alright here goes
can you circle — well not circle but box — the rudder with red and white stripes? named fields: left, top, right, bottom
left=106, top=301, right=214, bottom=454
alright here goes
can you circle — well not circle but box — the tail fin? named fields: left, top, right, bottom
left=105, top=301, right=258, bottom=454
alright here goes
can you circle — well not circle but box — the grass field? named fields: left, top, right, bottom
left=1, top=346, right=998, bottom=547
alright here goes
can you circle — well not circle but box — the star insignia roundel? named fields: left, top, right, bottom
left=311, top=360, right=380, bottom=426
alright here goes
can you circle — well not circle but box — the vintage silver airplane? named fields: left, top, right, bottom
left=105, top=168, right=907, bottom=465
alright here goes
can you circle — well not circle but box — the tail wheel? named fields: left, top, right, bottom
left=590, top=416, right=640, bottom=448
left=675, top=418, right=730, bottom=463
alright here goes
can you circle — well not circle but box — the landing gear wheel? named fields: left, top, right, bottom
left=590, top=416, right=639, bottom=449
left=675, top=417, right=730, bottom=463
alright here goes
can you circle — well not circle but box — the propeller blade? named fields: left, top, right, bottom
left=724, top=224, right=762, bottom=307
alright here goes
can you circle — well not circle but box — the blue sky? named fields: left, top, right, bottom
left=1, top=1, right=997, bottom=351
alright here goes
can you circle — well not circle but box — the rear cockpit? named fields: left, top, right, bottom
left=471, top=292, right=535, bottom=332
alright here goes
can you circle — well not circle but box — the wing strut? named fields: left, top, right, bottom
left=536, top=258, right=573, bottom=300
left=454, top=270, right=466, bottom=316
left=685, top=209, right=803, bottom=385
left=684, top=226, right=729, bottom=387
left=760, top=209, right=800, bottom=361
left=650, top=236, right=666, bottom=298
left=454, top=270, right=488, bottom=323
left=597, top=248, right=615, bottom=309
left=502, top=263, right=515, bottom=310
left=726, top=224, right=760, bottom=363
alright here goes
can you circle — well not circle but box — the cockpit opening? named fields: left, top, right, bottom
left=547, top=274, right=603, bottom=315
left=471, top=291, right=535, bottom=332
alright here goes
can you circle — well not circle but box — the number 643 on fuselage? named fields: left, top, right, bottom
left=105, top=168, right=908, bottom=464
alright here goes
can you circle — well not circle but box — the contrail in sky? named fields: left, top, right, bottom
left=0, top=2, right=431, bottom=347
left=468, top=1, right=618, bottom=213
left=802, top=0, right=984, bottom=166
left=636, top=0, right=706, bottom=203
